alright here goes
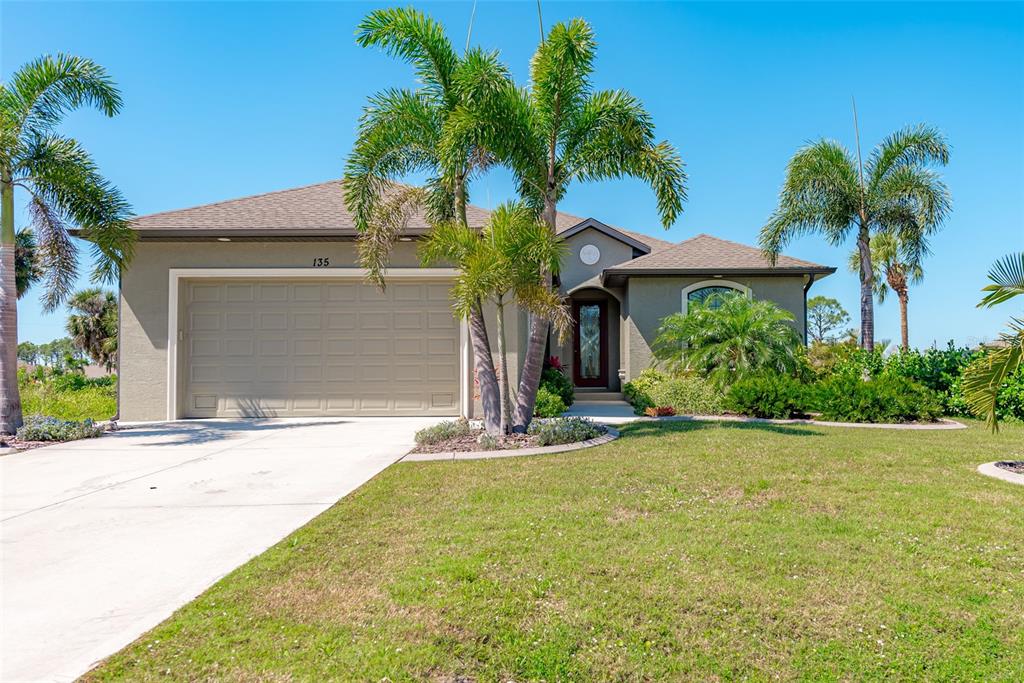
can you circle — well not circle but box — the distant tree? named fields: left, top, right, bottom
left=16, top=341, right=39, bottom=365
left=849, top=231, right=925, bottom=351
left=653, top=291, right=802, bottom=386
left=760, top=124, right=950, bottom=352
left=66, top=288, right=118, bottom=371
left=807, top=296, right=850, bottom=343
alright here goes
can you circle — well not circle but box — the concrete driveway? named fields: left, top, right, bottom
left=1, top=417, right=437, bottom=683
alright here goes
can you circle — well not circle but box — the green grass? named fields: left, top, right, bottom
left=18, top=379, right=116, bottom=422
left=86, top=421, right=1024, bottom=681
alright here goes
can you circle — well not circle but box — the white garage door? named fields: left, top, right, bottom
left=182, top=278, right=461, bottom=417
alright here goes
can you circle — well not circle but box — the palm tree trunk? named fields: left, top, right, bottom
left=512, top=193, right=558, bottom=431
left=494, top=298, right=513, bottom=434
left=898, top=290, right=909, bottom=351
left=469, top=300, right=502, bottom=436
left=1, top=171, right=23, bottom=435
left=856, top=225, right=874, bottom=352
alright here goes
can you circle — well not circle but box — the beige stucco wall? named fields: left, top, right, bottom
left=118, top=240, right=495, bottom=421
left=559, top=227, right=635, bottom=292
left=623, top=275, right=809, bottom=380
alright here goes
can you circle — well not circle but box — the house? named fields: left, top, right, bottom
left=111, top=180, right=835, bottom=421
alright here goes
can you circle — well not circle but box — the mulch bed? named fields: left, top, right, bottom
left=995, top=461, right=1024, bottom=475
left=412, top=429, right=539, bottom=454
left=0, top=438, right=53, bottom=453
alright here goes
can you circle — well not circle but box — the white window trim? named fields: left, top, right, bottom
left=166, top=267, right=466, bottom=420
left=681, top=279, right=751, bottom=315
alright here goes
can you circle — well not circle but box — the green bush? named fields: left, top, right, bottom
left=623, top=368, right=667, bottom=415
left=726, top=374, right=808, bottom=419
left=415, top=419, right=471, bottom=445
left=18, top=371, right=117, bottom=422
left=528, top=417, right=604, bottom=446
left=16, top=415, right=104, bottom=442
left=533, top=386, right=567, bottom=418
left=540, top=366, right=574, bottom=407
left=814, top=375, right=943, bottom=423
left=649, top=375, right=723, bottom=416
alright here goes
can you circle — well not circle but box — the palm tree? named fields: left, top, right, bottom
left=15, top=228, right=41, bottom=298
left=343, top=7, right=510, bottom=435
left=444, top=19, right=688, bottom=429
left=66, top=288, right=118, bottom=371
left=1, top=54, right=134, bottom=434
left=421, top=202, right=570, bottom=432
left=848, top=231, right=925, bottom=351
left=962, top=253, right=1023, bottom=431
left=760, top=124, right=950, bottom=352
left=652, top=292, right=802, bottom=387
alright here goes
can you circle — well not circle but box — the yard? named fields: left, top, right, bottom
left=87, top=420, right=1023, bottom=681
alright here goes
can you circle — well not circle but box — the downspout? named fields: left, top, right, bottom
left=802, top=273, right=817, bottom=346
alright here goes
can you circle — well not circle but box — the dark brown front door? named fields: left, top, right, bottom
left=573, top=300, right=608, bottom=387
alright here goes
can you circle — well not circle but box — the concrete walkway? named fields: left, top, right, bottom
left=562, top=400, right=638, bottom=424
left=1, top=417, right=437, bottom=683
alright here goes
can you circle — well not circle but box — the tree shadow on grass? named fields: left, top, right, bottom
left=620, top=418, right=824, bottom=439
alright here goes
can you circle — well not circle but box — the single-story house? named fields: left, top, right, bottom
left=109, top=180, right=834, bottom=421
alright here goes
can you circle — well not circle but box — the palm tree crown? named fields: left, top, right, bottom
left=848, top=231, right=926, bottom=350
left=66, top=287, right=118, bottom=371
left=760, top=124, right=950, bottom=351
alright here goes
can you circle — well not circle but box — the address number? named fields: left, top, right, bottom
left=312, top=257, right=330, bottom=267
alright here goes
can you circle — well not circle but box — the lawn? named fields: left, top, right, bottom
left=87, top=420, right=1024, bottom=681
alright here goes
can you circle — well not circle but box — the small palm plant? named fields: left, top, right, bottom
left=962, top=253, right=1024, bottom=431
left=66, top=288, right=118, bottom=372
left=1, top=54, right=134, bottom=434
left=652, top=292, right=802, bottom=387
left=421, top=203, right=570, bottom=433
left=760, top=124, right=950, bottom=352
left=848, top=231, right=925, bottom=351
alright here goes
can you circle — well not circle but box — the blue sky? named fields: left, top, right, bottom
left=4, top=1, right=1023, bottom=348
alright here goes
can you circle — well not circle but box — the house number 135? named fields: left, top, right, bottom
left=312, top=257, right=330, bottom=267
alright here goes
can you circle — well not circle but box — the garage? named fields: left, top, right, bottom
left=180, top=277, right=461, bottom=417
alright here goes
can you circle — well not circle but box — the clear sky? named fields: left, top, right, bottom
left=4, top=1, right=1023, bottom=348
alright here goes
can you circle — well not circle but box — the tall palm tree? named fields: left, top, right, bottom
left=1, top=54, right=134, bottom=434
left=343, top=7, right=510, bottom=435
left=962, top=253, right=1023, bottom=431
left=652, top=292, right=802, bottom=386
left=421, top=202, right=570, bottom=432
left=848, top=231, right=925, bottom=351
left=444, top=19, right=687, bottom=429
left=66, top=287, right=118, bottom=371
left=760, top=124, right=950, bottom=352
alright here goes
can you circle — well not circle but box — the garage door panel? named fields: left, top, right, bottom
left=184, top=277, right=460, bottom=417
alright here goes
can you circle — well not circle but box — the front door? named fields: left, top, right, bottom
left=573, top=300, right=608, bottom=387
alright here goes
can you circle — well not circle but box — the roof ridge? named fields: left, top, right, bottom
left=131, top=179, right=346, bottom=222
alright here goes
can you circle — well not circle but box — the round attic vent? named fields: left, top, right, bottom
left=579, top=243, right=601, bottom=265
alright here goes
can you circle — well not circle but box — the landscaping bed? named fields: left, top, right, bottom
left=412, top=417, right=606, bottom=454
left=996, top=461, right=1024, bottom=474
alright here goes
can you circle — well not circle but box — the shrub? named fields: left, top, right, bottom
left=623, top=368, right=667, bottom=415
left=16, top=415, right=104, bottom=442
left=528, top=417, right=604, bottom=446
left=644, top=406, right=676, bottom=417
left=415, top=419, right=470, bottom=445
left=649, top=375, right=723, bottom=416
left=540, top=366, right=574, bottom=407
left=17, top=369, right=117, bottom=422
left=726, top=374, right=808, bottom=419
left=475, top=433, right=500, bottom=451
left=814, top=375, right=943, bottom=423
left=533, top=386, right=567, bottom=418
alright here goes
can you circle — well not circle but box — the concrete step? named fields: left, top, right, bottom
left=572, top=390, right=625, bottom=402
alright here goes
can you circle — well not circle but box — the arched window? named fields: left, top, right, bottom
left=681, top=280, right=750, bottom=314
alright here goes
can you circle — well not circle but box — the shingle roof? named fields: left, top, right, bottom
left=603, top=233, right=833, bottom=276
left=126, top=178, right=677, bottom=252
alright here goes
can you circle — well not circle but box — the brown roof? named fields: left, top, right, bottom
left=603, top=233, right=834, bottom=279
left=126, top=179, right=675, bottom=251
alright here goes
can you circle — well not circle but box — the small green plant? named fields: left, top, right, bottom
left=16, top=415, right=104, bottom=442
left=528, top=417, right=604, bottom=446
left=726, top=374, right=808, bottom=419
left=649, top=375, right=724, bottom=416
left=814, top=375, right=942, bottom=423
left=540, top=365, right=574, bottom=407
left=475, top=433, right=500, bottom=451
left=623, top=368, right=667, bottom=415
left=533, top=387, right=567, bottom=418
left=414, top=419, right=471, bottom=446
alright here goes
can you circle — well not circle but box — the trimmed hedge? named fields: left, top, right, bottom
left=813, top=375, right=943, bottom=424
left=649, top=376, right=723, bottom=416
left=726, top=374, right=808, bottom=419
left=533, top=387, right=567, bottom=418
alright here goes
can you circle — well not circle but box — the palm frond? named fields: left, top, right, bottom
left=961, top=319, right=1024, bottom=431
left=871, top=165, right=951, bottom=250
left=978, top=252, right=1024, bottom=308
left=14, top=227, right=41, bottom=298
left=867, top=123, right=950, bottom=189
left=529, top=18, right=596, bottom=135
left=0, top=54, right=122, bottom=136
left=358, top=185, right=426, bottom=288
left=29, top=196, right=77, bottom=311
